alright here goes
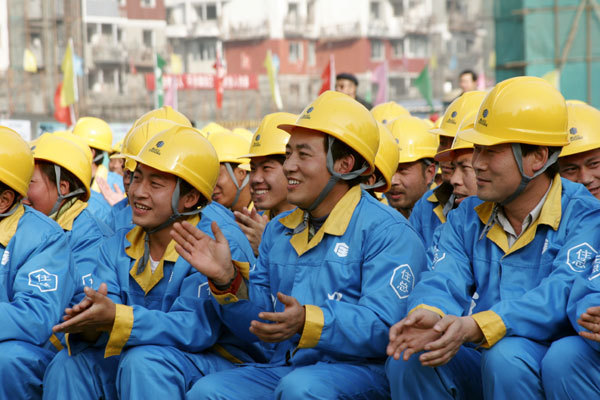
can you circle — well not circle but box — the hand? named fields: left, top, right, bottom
left=387, top=308, right=442, bottom=361
left=171, top=220, right=235, bottom=285
left=97, top=177, right=126, bottom=206
left=53, top=283, right=116, bottom=334
left=419, top=316, right=483, bottom=367
left=578, top=306, right=600, bottom=342
left=234, top=207, right=269, bottom=257
left=62, top=283, right=108, bottom=321
left=249, top=292, right=306, bottom=343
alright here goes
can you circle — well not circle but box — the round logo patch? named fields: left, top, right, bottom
left=451, top=111, right=458, bottom=118
left=156, top=141, right=164, bottom=148
left=570, top=127, right=577, bottom=135
left=482, top=109, right=489, bottom=118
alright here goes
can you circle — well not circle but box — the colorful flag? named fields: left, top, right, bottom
left=170, top=53, right=183, bottom=74
left=129, top=56, right=137, bottom=75
left=164, top=76, right=178, bottom=109
left=23, top=49, right=37, bottom=73
left=60, top=39, right=77, bottom=107
left=414, top=65, right=433, bottom=111
left=54, top=82, right=72, bottom=126
left=429, top=54, right=438, bottom=70
left=213, top=48, right=225, bottom=109
left=477, top=71, right=487, bottom=90
left=372, top=61, right=388, bottom=105
left=73, top=53, right=84, bottom=77
left=541, top=69, right=560, bottom=90
left=154, top=53, right=167, bottom=108
left=318, top=54, right=336, bottom=95
left=264, top=50, right=283, bottom=110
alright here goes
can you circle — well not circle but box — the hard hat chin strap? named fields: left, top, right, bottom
left=93, top=151, right=105, bottom=164
left=479, top=144, right=560, bottom=241
left=0, top=201, right=21, bottom=218
left=225, top=162, right=250, bottom=209
left=292, top=136, right=368, bottom=235
left=49, top=165, right=86, bottom=217
left=137, top=178, right=205, bottom=275
left=360, top=177, right=385, bottom=191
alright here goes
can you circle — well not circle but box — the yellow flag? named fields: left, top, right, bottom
left=541, top=69, right=560, bottom=90
left=170, top=53, right=183, bottom=74
left=23, top=49, right=37, bottom=73
left=429, top=54, right=437, bottom=70
left=488, top=51, right=496, bottom=69
left=263, top=50, right=283, bottom=110
left=60, top=40, right=76, bottom=107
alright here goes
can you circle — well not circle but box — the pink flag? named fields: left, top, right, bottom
left=164, top=75, right=178, bottom=109
left=372, top=62, right=388, bottom=105
left=477, top=71, right=486, bottom=90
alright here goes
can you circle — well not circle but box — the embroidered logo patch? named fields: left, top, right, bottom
left=567, top=243, right=597, bottom=273
left=197, top=282, right=210, bottom=297
left=431, top=245, right=446, bottom=270
left=390, top=264, right=414, bottom=299
left=81, top=274, right=93, bottom=287
left=327, top=291, right=343, bottom=301
left=588, top=255, right=600, bottom=281
left=28, top=269, right=58, bottom=292
left=333, top=242, right=349, bottom=258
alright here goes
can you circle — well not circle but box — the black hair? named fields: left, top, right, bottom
left=38, top=161, right=87, bottom=200
left=460, top=69, right=478, bottom=82
left=180, top=179, right=209, bottom=212
left=336, top=73, right=358, bottom=87
left=520, top=144, right=560, bottom=179
left=323, top=137, right=370, bottom=187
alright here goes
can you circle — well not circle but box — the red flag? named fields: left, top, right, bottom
left=318, top=54, right=335, bottom=95
left=213, top=49, right=225, bottom=109
left=54, top=82, right=72, bottom=126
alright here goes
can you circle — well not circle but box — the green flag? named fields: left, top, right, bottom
left=155, top=53, right=167, bottom=108
left=415, top=65, right=433, bottom=111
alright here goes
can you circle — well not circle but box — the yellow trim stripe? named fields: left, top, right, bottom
left=410, top=304, right=446, bottom=319
left=49, top=334, right=64, bottom=351
left=105, top=304, right=134, bottom=358
left=211, top=344, right=243, bottom=364
left=471, top=310, right=506, bottom=348
left=298, top=305, right=324, bottom=349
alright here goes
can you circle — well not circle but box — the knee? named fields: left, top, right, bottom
left=118, top=345, right=163, bottom=375
left=275, top=369, right=331, bottom=400
left=386, top=354, right=428, bottom=387
left=185, top=374, right=228, bottom=400
left=542, top=336, right=591, bottom=383
left=481, top=338, right=531, bottom=381
left=0, top=340, right=51, bottom=371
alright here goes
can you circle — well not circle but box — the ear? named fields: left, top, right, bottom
left=233, top=167, right=248, bottom=183
left=424, top=162, right=437, bottom=184
left=59, top=180, right=70, bottom=196
left=181, top=188, right=201, bottom=210
left=0, top=190, right=16, bottom=214
left=333, top=153, right=356, bottom=175
left=528, top=146, right=549, bottom=174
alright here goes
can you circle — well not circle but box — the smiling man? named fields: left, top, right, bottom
left=171, top=90, right=427, bottom=399
left=558, top=102, right=600, bottom=199
left=385, top=76, right=600, bottom=400
left=42, top=125, right=261, bottom=399
left=235, top=112, right=297, bottom=256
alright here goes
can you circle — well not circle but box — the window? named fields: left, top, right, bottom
left=289, top=41, right=303, bottom=63
left=119, top=0, right=126, bottom=6
left=370, top=1, right=380, bottom=19
left=143, top=30, right=153, bottom=48
left=407, top=35, right=428, bottom=57
left=307, top=41, right=315, bottom=66
left=101, top=24, right=112, bottom=38
left=117, top=27, right=123, bottom=43
left=391, top=0, right=404, bottom=16
left=140, top=0, right=155, bottom=8
left=206, top=3, right=217, bottom=20
left=392, top=39, right=404, bottom=58
left=288, top=2, right=298, bottom=18
left=194, top=5, right=204, bottom=21
left=86, top=24, right=97, bottom=44
left=370, top=39, right=384, bottom=60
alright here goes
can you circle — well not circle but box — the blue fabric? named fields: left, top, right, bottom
left=188, top=362, right=390, bottom=400
left=566, top=255, right=600, bottom=351
left=87, top=190, right=112, bottom=226
left=386, top=345, right=482, bottom=400
left=409, top=178, right=600, bottom=343
left=0, top=340, right=55, bottom=400
left=106, top=171, right=125, bottom=193
left=409, top=188, right=444, bottom=251
left=108, top=197, right=130, bottom=232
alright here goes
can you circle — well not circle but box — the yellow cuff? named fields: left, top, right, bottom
left=409, top=304, right=446, bottom=319
left=471, top=310, right=506, bottom=348
left=233, top=260, right=250, bottom=280
left=212, top=292, right=241, bottom=305
left=49, top=334, right=64, bottom=352
left=298, top=305, right=324, bottom=349
left=65, top=333, right=72, bottom=356
left=105, top=304, right=134, bottom=358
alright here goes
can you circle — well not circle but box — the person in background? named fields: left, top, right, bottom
left=459, top=69, right=478, bottom=94
left=335, top=72, right=373, bottom=109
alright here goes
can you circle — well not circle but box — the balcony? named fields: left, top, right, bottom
left=222, top=21, right=269, bottom=41
left=128, top=47, right=155, bottom=68
left=89, top=42, right=125, bottom=64
left=368, top=19, right=389, bottom=38
left=319, top=22, right=361, bottom=41
left=284, top=15, right=310, bottom=38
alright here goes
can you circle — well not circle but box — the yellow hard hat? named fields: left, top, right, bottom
left=278, top=90, right=379, bottom=174
left=52, top=131, right=93, bottom=163
left=130, top=106, right=191, bottom=136
left=567, top=99, right=588, bottom=107
left=371, top=101, right=410, bottom=125
left=423, top=119, right=435, bottom=128
left=208, top=130, right=252, bottom=171
left=560, top=103, right=600, bottom=158
left=129, top=125, right=219, bottom=202
left=372, top=122, right=399, bottom=192
left=460, top=76, right=569, bottom=147
left=232, top=127, right=254, bottom=143
left=112, top=139, right=124, bottom=153
left=72, top=117, right=113, bottom=153
left=31, top=132, right=92, bottom=201
left=430, top=91, right=487, bottom=138
left=436, top=110, right=477, bottom=162
left=124, top=118, right=189, bottom=171
left=388, top=116, right=439, bottom=163
left=200, top=122, right=230, bottom=137
left=0, top=127, right=34, bottom=198
left=243, top=112, right=296, bottom=158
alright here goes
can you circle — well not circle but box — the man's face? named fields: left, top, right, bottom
left=559, top=147, right=600, bottom=199
left=128, top=163, right=178, bottom=229
left=459, top=73, right=477, bottom=93
left=23, top=164, right=58, bottom=216
left=109, top=157, right=125, bottom=175
left=250, top=156, right=289, bottom=211
left=212, top=163, right=245, bottom=209
left=335, top=79, right=357, bottom=99
left=385, top=161, right=432, bottom=212
left=450, top=150, right=477, bottom=205
left=283, top=128, right=330, bottom=209
left=437, top=135, right=455, bottom=182
left=472, top=143, right=523, bottom=203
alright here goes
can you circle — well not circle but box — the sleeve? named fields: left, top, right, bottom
left=407, top=207, right=476, bottom=317
left=104, top=270, right=222, bottom=357
left=0, top=231, right=76, bottom=345
left=408, top=197, right=426, bottom=245
left=483, top=210, right=600, bottom=347
left=297, top=223, right=428, bottom=358
left=69, top=229, right=108, bottom=306
left=567, top=268, right=600, bottom=351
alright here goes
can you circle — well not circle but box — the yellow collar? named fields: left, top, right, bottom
left=55, top=200, right=88, bottom=231
left=0, top=205, right=25, bottom=247
left=427, top=192, right=438, bottom=204
left=279, top=185, right=362, bottom=256
left=475, top=174, right=562, bottom=255
left=125, top=214, right=199, bottom=294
